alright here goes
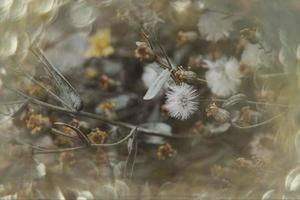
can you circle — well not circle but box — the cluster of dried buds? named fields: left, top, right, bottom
left=157, top=143, right=175, bottom=160
left=134, top=41, right=155, bottom=62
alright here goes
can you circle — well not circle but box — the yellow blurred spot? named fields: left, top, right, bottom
left=86, top=28, right=114, bottom=58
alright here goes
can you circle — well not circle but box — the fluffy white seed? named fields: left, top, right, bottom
left=165, top=83, right=199, bottom=120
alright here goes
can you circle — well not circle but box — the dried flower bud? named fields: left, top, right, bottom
left=98, top=101, right=116, bottom=111
left=88, top=128, right=108, bottom=144
left=238, top=106, right=262, bottom=126
left=175, top=68, right=198, bottom=85
left=176, top=31, right=197, bottom=45
left=59, top=152, right=76, bottom=169
left=25, top=114, right=51, bottom=135
left=240, top=27, right=258, bottom=43
left=157, top=143, right=175, bottom=160
left=134, top=41, right=155, bottom=62
left=191, top=120, right=209, bottom=135
left=99, top=74, right=115, bottom=90
left=206, top=103, right=230, bottom=123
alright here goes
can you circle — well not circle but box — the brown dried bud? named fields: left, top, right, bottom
left=240, top=27, right=258, bottom=44
left=134, top=41, right=155, bottom=62
left=191, top=120, right=209, bottom=135
left=25, top=114, right=51, bottom=135
left=176, top=31, right=197, bottom=45
left=59, top=152, right=76, bottom=169
left=175, top=68, right=198, bottom=84
left=88, top=128, right=108, bottom=144
left=99, top=74, right=115, bottom=90
left=157, top=143, right=175, bottom=160
left=206, top=103, right=230, bottom=123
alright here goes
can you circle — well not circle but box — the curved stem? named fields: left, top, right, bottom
left=232, top=113, right=282, bottom=129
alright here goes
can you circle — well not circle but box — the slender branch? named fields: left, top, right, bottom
left=51, top=128, right=81, bottom=140
left=232, top=113, right=282, bottom=129
left=91, top=127, right=137, bottom=147
left=34, top=127, right=138, bottom=154
left=33, top=146, right=86, bottom=154
left=54, top=122, right=91, bottom=146
left=199, top=98, right=294, bottom=108
left=28, top=98, right=193, bottom=139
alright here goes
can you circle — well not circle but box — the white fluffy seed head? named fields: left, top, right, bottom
left=205, top=57, right=241, bottom=97
left=197, top=11, right=235, bottom=42
left=165, top=83, right=199, bottom=120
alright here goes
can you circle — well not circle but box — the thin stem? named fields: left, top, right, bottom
left=91, top=127, right=137, bottom=147
left=33, top=146, right=86, bottom=154
left=232, top=113, right=282, bottom=129
left=199, top=98, right=294, bottom=108
left=34, top=127, right=138, bottom=154
left=51, top=128, right=81, bottom=140
left=54, top=122, right=91, bottom=146
left=28, top=98, right=193, bottom=139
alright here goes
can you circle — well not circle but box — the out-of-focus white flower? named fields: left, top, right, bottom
left=205, top=57, right=241, bottom=97
left=197, top=11, right=235, bottom=42
left=0, top=193, right=17, bottom=200
left=98, top=180, right=130, bottom=199
left=285, top=167, right=300, bottom=192
left=165, top=83, right=199, bottom=120
left=241, top=43, right=275, bottom=69
left=36, top=162, right=46, bottom=178
left=171, top=0, right=191, bottom=13
left=77, top=191, right=94, bottom=200
left=296, top=44, right=300, bottom=61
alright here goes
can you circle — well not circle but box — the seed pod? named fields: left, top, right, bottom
left=206, top=103, right=231, bottom=123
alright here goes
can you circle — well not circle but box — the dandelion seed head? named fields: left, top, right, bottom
left=165, top=83, right=199, bottom=120
left=205, top=57, right=241, bottom=97
left=197, top=11, right=235, bottom=42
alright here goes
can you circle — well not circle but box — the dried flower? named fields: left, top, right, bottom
left=59, top=152, right=76, bottom=169
left=25, top=114, right=50, bottom=135
left=198, top=11, right=236, bottom=42
left=98, top=101, right=116, bottom=111
left=191, top=120, right=209, bottom=135
left=88, top=128, right=108, bottom=144
left=86, top=28, right=114, bottom=58
left=237, top=106, right=262, bottom=126
left=206, top=103, right=230, bottom=123
left=157, top=143, right=175, bottom=160
left=205, top=57, right=242, bottom=97
left=99, top=74, right=115, bottom=90
left=134, top=41, right=155, bottom=62
left=175, top=67, right=198, bottom=85
left=165, top=83, right=199, bottom=120
left=176, top=31, right=197, bottom=45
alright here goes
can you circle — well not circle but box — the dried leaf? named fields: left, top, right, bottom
left=143, top=69, right=170, bottom=100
